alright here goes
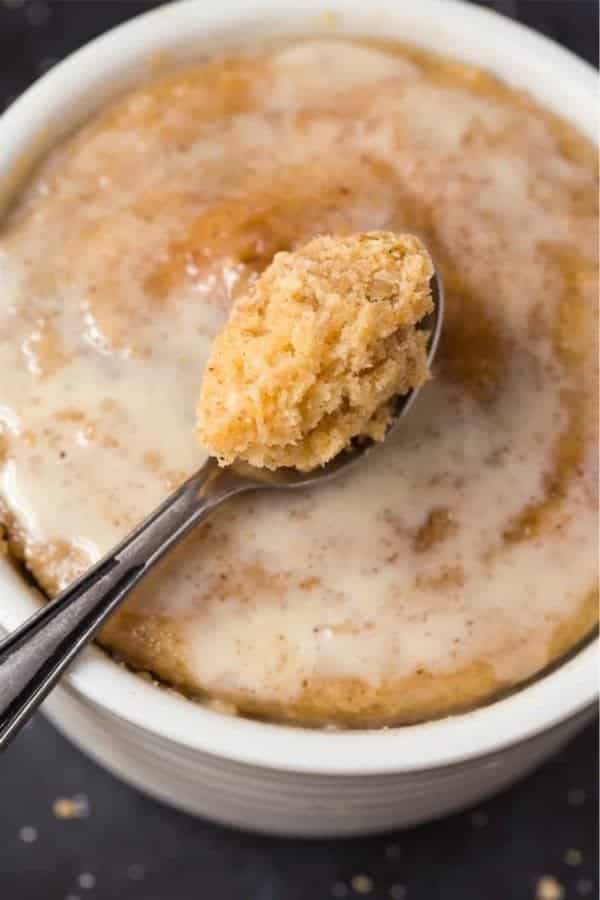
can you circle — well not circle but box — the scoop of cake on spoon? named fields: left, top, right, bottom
left=198, top=232, right=435, bottom=472
left=0, top=231, right=443, bottom=748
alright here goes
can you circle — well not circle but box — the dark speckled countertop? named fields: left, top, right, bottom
left=0, top=2, right=598, bottom=898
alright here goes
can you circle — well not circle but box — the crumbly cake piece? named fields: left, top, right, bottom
left=197, top=232, right=433, bottom=470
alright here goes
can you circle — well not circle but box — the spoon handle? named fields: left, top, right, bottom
left=0, top=458, right=254, bottom=750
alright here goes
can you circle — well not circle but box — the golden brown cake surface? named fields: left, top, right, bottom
left=197, top=232, right=432, bottom=470
left=0, top=39, right=597, bottom=727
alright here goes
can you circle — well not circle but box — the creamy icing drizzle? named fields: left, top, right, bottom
left=0, top=39, right=597, bottom=722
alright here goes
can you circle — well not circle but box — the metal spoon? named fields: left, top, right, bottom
left=0, top=271, right=443, bottom=749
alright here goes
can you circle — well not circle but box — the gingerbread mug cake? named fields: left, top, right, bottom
left=0, top=38, right=597, bottom=727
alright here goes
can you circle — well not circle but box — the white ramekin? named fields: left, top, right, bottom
left=0, top=0, right=597, bottom=837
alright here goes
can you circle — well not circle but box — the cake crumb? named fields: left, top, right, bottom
left=351, top=873, right=374, bottom=895
left=575, top=879, right=593, bottom=897
left=198, top=232, right=433, bottom=471
left=77, top=872, right=95, bottom=890
left=535, top=875, right=565, bottom=900
left=565, top=848, right=583, bottom=867
left=53, top=795, right=89, bottom=820
left=18, top=826, right=38, bottom=844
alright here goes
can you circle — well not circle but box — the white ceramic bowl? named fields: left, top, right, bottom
left=0, top=0, right=597, bottom=837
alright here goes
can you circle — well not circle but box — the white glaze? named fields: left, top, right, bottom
left=0, top=39, right=597, bottom=710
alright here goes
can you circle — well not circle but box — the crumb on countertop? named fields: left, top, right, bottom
left=536, top=875, right=565, bottom=900
left=565, top=848, right=583, bottom=867
left=52, top=794, right=90, bottom=820
left=127, top=864, right=146, bottom=881
left=18, top=826, right=38, bottom=844
left=351, top=873, right=374, bottom=895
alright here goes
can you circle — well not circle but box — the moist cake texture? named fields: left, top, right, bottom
left=0, top=39, right=597, bottom=726
left=197, top=232, right=433, bottom=470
